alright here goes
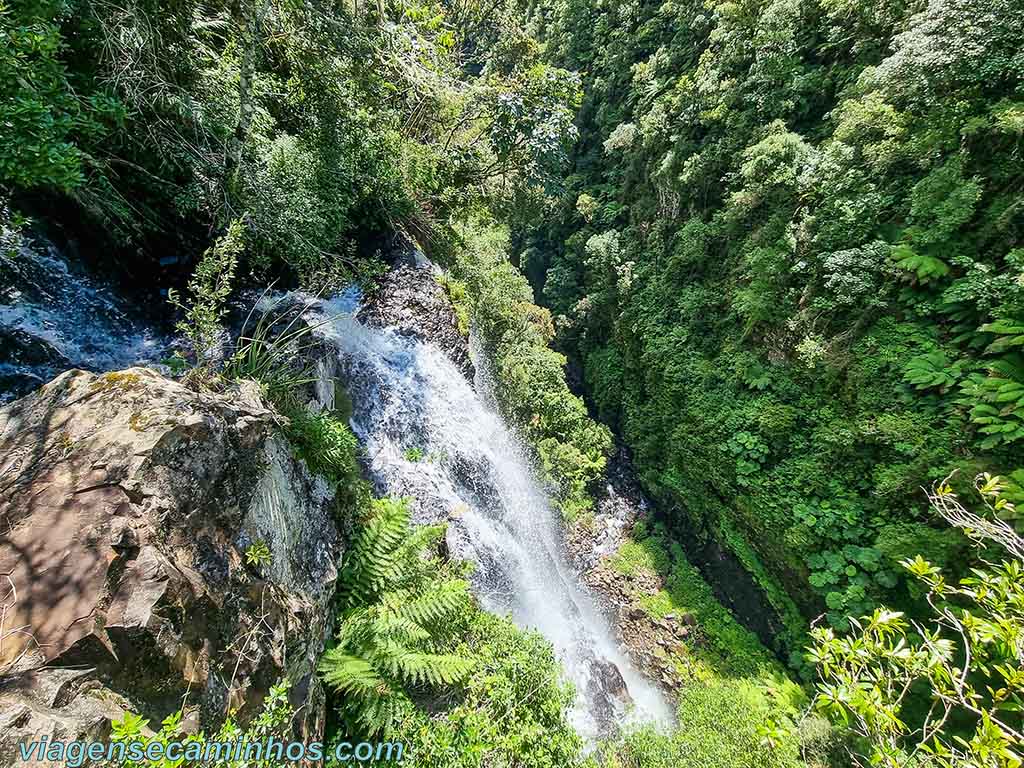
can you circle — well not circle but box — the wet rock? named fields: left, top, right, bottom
left=0, top=368, right=341, bottom=758
left=0, top=327, right=68, bottom=368
left=584, top=657, right=633, bottom=733
left=561, top=448, right=694, bottom=696
left=0, top=371, right=47, bottom=405
left=358, top=236, right=473, bottom=379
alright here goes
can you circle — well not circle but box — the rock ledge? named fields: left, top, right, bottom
left=0, top=368, right=340, bottom=763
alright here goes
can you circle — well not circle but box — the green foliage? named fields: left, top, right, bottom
left=892, top=245, right=951, bottom=284
left=168, top=221, right=245, bottom=364
left=452, top=218, right=613, bottom=518
left=959, top=354, right=1024, bottom=448
left=981, top=319, right=1024, bottom=355
left=602, top=521, right=836, bottom=765
left=728, top=431, right=770, bottom=487
left=320, top=497, right=474, bottom=735
left=903, top=352, right=962, bottom=392
left=615, top=521, right=783, bottom=679
left=323, top=501, right=584, bottom=767
left=109, top=680, right=294, bottom=767
left=521, top=0, right=1024, bottom=662
left=3, top=0, right=581, bottom=281
left=436, top=272, right=471, bottom=336
left=809, top=476, right=1024, bottom=767
left=223, top=296, right=321, bottom=404
left=610, top=538, right=670, bottom=579
left=0, top=0, right=122, bottom=190
left=392, top=612, right=582, bottom=768
left=284, top=407, right=368, bottom=512
left=244, top=540, right=271, bottom=568
left=601, top=680, right=833, bottom=768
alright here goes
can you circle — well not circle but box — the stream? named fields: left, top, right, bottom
left=0, top=237, right=167, bottom=402
left=0, top=237, right=672, bottom=739
left=300, top=288, right=673, bottom=739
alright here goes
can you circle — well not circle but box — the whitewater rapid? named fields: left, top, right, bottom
left=301, top=287, right=672, bottom=740
left=0, top=239, right=165, bottom=401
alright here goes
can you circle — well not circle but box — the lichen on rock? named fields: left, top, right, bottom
left=0, top=367, right=342, bottom=761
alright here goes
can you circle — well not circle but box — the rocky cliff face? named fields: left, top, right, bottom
left=357, top=236, right=473, bottom=379
left=0, top=368, right=340, bottom=764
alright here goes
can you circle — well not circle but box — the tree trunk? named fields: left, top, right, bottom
left=229, top=0, right=259, bottom=174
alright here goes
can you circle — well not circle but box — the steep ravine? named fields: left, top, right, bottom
left=0, top=235, right=793, bottom=755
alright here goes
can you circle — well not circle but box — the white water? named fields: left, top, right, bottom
left=302, top=287, right=672, bottom=740
left=0, top=240, right=165, bottom=400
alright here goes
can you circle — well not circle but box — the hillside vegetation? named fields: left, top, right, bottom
left=3, top=0, right=1023, bottom=765
left=523, top=0, right=1024, bottom=646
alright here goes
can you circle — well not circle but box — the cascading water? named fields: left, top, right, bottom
left=0, top=239, right=166, bottom=402
left=301, top=287, right=673, bottom=740
left=0, top=232, right=673, bottom=737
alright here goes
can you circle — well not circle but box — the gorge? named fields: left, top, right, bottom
left=2, top=0, right=1023, bottom=766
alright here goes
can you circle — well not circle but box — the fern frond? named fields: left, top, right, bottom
left=395, top=579, right=472, bottom=627
left=370, top=609, right=432, bottom=644
left=386, top=523, right=446, bottom=586
left=892, top=244, right=950, bottom=283
left=390, top=651, right=475, bottom=687
left=980, top=318, right=1024, bottom=355
left=324, top=496, right=477, bottom=735
left=318, top=648, right=388, bottom=697
left=339, top=497, right=411, bottom=608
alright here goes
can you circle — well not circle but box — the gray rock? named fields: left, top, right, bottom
left=0, top=368, right=341, bottom=762
left=357, top=239, right=473, bottom=379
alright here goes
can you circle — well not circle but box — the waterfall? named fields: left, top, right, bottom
left=301, top=288, right=673, bottom=740
left=0, top=239, right=165, bottom=402
left=0, top=236, right=674, bottom=738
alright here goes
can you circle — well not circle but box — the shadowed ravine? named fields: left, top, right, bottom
left=0, top=239, right=672, bottom=741
left=0, top=240, right=166, bottom=402
left=301, top=289, right=673, bottom=740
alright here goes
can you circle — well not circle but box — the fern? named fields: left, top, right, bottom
left=1001, top=470, right=1024, bottom=532
left=939, top=301, right=991, bottom=350
left=958, top=354, right=1024, bottom=448
left=321, top=497, right=474, bottom=735
left=388, top=580, right=472, bottom=627
left=319, top=650, right=387, bottom=697
left=892, top=244, right=950, bottom=283
left=980, top=317, right=1024, bottom=355
left=337, top=497, right=411, bottom=609
left=903, top=351, right=962, bottom=392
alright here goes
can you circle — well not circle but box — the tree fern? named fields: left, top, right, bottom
left=892, top=244, right=950, bottom=284
left=980, top=317, right=1024, bottom=355
left=320, top=497, right=474, bottom=736
left=958, top=354, right=1024, bottom=448
left=319, top=650, right=387, bottom=698
left=939, top=301, right=991, bottom=350
left=903, top=351, right=962, bottom=392
left=336, top=497, right=412, bottom=609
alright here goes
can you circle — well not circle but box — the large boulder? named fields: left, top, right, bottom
left=358, top=235, right=473, bottom=379
left=0, top=368, right=340, bottom=764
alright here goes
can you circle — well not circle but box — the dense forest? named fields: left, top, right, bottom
left=523, top=0, right=1024, bottom=642
left=1, top=0, right=1023, bottom=766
